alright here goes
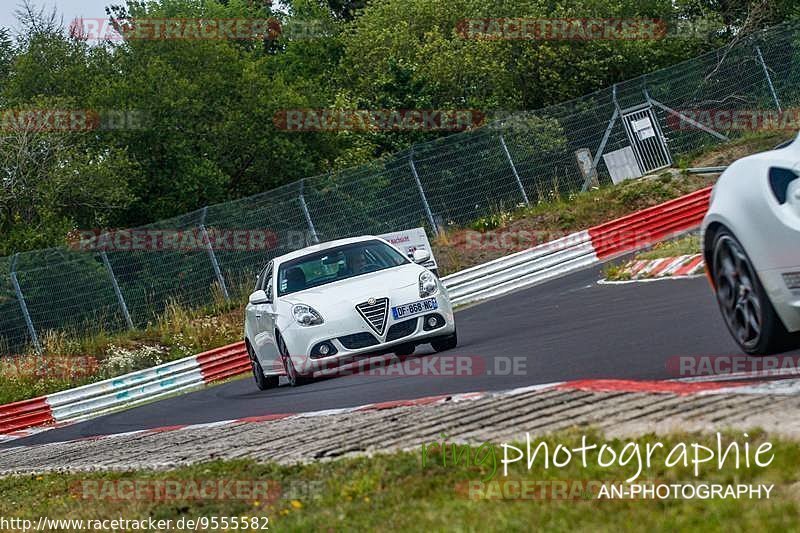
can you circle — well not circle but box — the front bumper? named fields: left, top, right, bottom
left=281, top=291, right=455, bottom=374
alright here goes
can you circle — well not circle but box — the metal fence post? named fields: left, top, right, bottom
left=298, top=180, right=319, bottom=243
left=755, top=45, right=781, bottom=112
left=100, top=251, right=134, bottom=329
left=499, top=133, right=530, bottom=205
left=199, top=207, right=230, bottom=301
left=10, top=254, right=41, bottom=353
left=408, top=148, right=438, bottom=235
left=587, top=84, right=620, bottom=190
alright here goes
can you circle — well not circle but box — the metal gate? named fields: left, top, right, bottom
left=621, top=105, right=671, bottom=174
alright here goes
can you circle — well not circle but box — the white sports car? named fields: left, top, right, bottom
left=702, top=133, right=800, bottom=354
left=244, top=236, right=457, bottom=388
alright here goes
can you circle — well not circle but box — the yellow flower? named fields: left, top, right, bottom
left=290, top=500, right=303, bottom=509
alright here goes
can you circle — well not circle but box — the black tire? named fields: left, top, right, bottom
left=431, top=329, right=458, bottom=352
left=394, top=343, right=416, bottom=357
left=248, top=342, right=278, bottom=390
left=277, top=332, right=313, bottom=387
left=711, top=229, right=793, bottom=355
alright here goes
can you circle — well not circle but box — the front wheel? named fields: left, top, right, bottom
left=711, top=230, right=791, bottom=355
left=431, top=329, right=458, bottom=352
left=248, top=342, right=279, bottom=390
left=278, top=332, right=313, bottom=387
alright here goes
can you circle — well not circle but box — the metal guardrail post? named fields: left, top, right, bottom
left=755, top=45, right=781, bottom=112
left=499, top=133, right=530, bottom=205
left=408, top=148, right=438, bottom=235
left=10, top=254, right=41, bottom=354
left=199, top=207, right=230, bottom=301
left=100, top=251, right=134, bottom=329
left=298, top=180, right=319, bottom=244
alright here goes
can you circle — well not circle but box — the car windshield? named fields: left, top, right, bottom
left=277, top=240, right=410, bottom=296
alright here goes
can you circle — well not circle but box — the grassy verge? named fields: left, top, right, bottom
left=676, top=130, right=795, bottom=169
left=1, top=430, right=798, bottom=531
left=0, top=298, right=245, bottom=405
left=635, top=234, right=702, bottom=260
left=432, top=172, right=715, bottom=274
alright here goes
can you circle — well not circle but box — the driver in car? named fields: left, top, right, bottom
left=340, top=248, right=367, bottom=277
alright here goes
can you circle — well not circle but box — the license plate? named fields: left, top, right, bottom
left=392, top=298, right=438, bottom=320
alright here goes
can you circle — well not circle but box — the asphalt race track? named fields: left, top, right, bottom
left=5, top=265, right=778, bottom=448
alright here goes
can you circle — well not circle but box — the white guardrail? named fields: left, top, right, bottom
left=441, top=230, right=597, bottom=306
left=0, top=343, right=249, bottom=434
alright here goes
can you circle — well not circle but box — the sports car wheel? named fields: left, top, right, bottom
left=430, top=329, right=457, bottom=352
left=277, top=332, right=313, bottom=386
left=712, top=230, right=791, bottom=355
left=248, top=342, right=278, bottom=390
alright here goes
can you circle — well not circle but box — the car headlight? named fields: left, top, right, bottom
left=419, top=271, right=438, bottom=297
left=292, top=304, right=324, bottom=326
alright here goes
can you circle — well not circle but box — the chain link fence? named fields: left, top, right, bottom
left=2, top=23, right=799, bottom=355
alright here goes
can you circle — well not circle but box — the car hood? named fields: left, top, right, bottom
left=278, top=263, right=424, bottom=309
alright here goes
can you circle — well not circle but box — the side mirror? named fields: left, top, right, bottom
left=412, top=249, right=431, bottom=264
left=249, top=289, right=270, bottom=305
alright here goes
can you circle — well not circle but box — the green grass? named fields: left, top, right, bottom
left=675, top=130, right=794, bottom=169
left=601, top=262, right=633, bottom=282
left=434, top=172, right=715, bottom=275
left=1, top=430, right=798, bottom=531
left=636, top=234, right=702, bottom=261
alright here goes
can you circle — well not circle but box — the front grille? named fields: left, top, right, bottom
left=387, top=317, right=418, bottom=342
left=338, top=332, right=380, bottom=349
left=356, top=298, right=389, bottom=335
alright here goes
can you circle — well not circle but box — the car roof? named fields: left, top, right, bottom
left=273, top=235, right=386, bottom=265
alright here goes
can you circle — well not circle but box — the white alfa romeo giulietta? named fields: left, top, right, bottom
left=244, top=236, right=457, bottom=388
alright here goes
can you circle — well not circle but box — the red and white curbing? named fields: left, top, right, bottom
left=3, top=376, right=795, bottom=448
left=0, top=342, right=249, bottom=438
left=444, top=187, right=712, bottom=305
left=606, top=253, right=705, bottom=283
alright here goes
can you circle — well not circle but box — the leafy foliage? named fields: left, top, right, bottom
left=0, top=0, right=797, bottom=255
